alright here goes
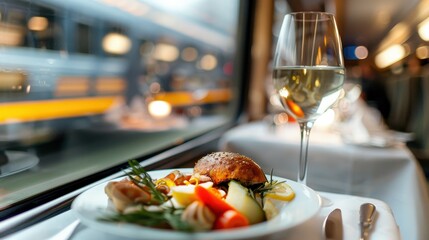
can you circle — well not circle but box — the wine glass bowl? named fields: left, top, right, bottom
left=272, top=12, right=345, bottom=185
left=273, top=66, right=345, bottom=122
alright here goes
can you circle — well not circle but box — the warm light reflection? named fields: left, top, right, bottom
left=278, top=87, right=289, bottom=98
left=278, top=87, right=304, bottom=118
left=378, top=22, right=410, bottom=52
left=102, top=33, right=132, bottom=55
left=285, top=99, right=304, bottom=118
left=416, top=46, right=429, bottom=59
left=199, top=54, right=217, bottom=70
left=148, top=100, right=172, bottom=118
left=273, top=112, right=289, bottom=125
left=418, top=17, right=429, bottom=41
left=375, top=44, right=406, bottom=69
left=390, top=23, right=409, bottom=41
left=181, top=47, right=198, bottom=62
left=153, top=43, right=179, bottom=62
left=28, top=16, right=48, bottom=31
left=355, top=46, right=368, bottom=59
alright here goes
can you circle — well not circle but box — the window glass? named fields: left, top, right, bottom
left=0, top=0, right=246, bottom=212
left=76, top=23, right=91, bottom=54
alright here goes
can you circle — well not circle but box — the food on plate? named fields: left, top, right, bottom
left=171, top=182, right=214, bottom=206
left=181, top=201, right=216, bottom=231
left=264, top=182, right=295, bottom=201
left=263, top=198, right=279, bottom=220
left=101, top=152, right=295, bottom=232
left=225, top=181, right=265, bottom=224
left=193, top=152, right=267, bottom=186
left=105, top=179, right=151, bottom=212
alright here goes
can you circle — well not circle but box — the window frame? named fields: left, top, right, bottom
left=0, top=0, right=256, bottom=237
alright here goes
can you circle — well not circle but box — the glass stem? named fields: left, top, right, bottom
left=298, top=121, right=314, bottom=185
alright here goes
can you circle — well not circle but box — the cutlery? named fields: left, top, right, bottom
left=323, top=208, right=343, bottom=240
left=359, top=203, right=376, bottom=240
left=48, top=219, right=80, bottom=240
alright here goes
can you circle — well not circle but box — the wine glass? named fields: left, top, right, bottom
left=272, top=12, right=345, bottom=185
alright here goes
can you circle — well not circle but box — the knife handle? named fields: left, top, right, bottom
left=360, top=227, right=368, bottom=240
left=359, top=203, right=376, bottom=240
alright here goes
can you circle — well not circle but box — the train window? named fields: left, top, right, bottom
left=0, top=0, right=252, bottom=222
left=76, top=23, right=91, bottom=54
left=0, top=4, right=26, bottom=47
left=30, top=9, right=57, bottom=50
left=0, top=1, right=62, bottom=50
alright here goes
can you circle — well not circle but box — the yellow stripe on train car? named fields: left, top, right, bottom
left=153, top=88, right=232, bottom=107
left=0, top=96, right=123, bottom=123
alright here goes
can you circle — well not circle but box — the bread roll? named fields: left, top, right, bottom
left=193, top=152, right=267, bottom=186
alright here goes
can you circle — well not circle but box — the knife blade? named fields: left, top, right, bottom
left=323, top=208, right=343, bottom=240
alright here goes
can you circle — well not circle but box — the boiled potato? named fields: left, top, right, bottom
left=225, top=181, right=265, bottom=224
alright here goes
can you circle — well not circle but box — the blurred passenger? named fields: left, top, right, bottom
left=359, top=63, right=391, bottom=121
left=406, top=56, right=428, bottom=156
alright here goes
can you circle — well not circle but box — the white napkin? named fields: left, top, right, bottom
left=326, top=193, right=401, bottom=240
left=276, top=192, right=401, bottom=240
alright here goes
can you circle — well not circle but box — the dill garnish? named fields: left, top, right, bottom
left=126, top=159, right=167, bottom=205
left=99, top=160, right=193, bottom=231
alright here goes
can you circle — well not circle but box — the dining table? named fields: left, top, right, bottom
left=218, top=119, right=429, bottom=240
left=2, top=104, right=423, bottom=240
left=5, top=191, right=399, bottom=240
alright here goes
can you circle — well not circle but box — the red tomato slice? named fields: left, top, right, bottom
left=214, top=209, right=249, bottom=230
left=194, top=185, right=233, bottom=216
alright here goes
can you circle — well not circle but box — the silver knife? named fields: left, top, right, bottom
left=323, top=208, right=343, bottom=240
left=359, top=203, right=376, bottom=240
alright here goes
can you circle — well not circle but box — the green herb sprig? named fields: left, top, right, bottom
left=100, top=160, right=193, bottom=231
left=126, top=160, right=167, bottom=204
left=100, top=206, right=193, bottom=232
left=250, top=169, right=286, bottom=207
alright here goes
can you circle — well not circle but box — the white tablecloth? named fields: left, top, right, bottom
left=219, top=121, right=429, bottom=240
left=5, top=192, right=400, bottom=240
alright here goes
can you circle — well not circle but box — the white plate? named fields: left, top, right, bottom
left=71, top=168, right=321, bottom=240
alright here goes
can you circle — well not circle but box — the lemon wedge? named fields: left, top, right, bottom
left=171, top=185, right=197, bottom=206
left=171, top=182, right=213, bottom=206
left=265, top=182, right=295, bottom=201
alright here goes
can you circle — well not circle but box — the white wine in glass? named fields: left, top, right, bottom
left=272, top=12, right=345, bottom=185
